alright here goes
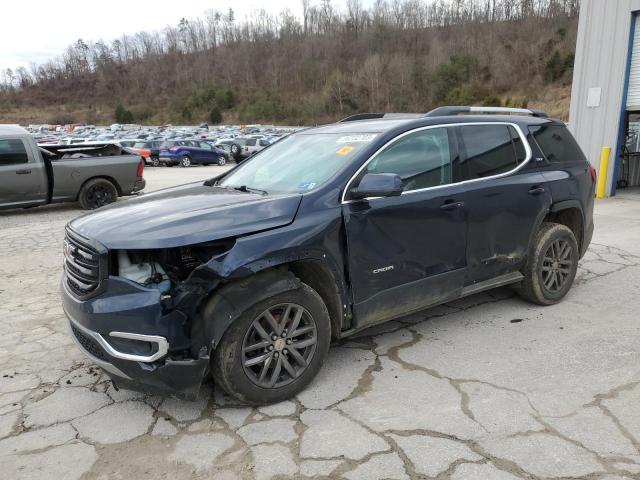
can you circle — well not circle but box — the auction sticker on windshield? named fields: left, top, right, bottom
left=336, top=134, right=377, bottom=143
left=336, top=146, right=355, bottom=156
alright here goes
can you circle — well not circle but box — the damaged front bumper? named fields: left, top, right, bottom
left=62, top=276, right=209, bottom=399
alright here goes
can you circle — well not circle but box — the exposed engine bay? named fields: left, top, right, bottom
left=113, top=239, right=236, bottom=297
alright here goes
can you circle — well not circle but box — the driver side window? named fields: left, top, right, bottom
left=0, top=139, right=30, bottom=165
left=365, top=127, right=453, bottom=191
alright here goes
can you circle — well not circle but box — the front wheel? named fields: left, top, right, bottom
left=211, top=284, right=331, bottom=404
left=217, top=155, right=227, bottom=166
left=78, top=178, right=118, bottom=210
left=180, top=156, right=191, bottom=167
left=518, top=222, right=579, bottom=305
left=151, top=157, right=160, bottom=167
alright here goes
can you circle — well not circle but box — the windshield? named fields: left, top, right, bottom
left=218, top=133, right=375, bottom=193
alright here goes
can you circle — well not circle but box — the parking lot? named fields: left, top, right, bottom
left=1, top=166, right=640, bottom=480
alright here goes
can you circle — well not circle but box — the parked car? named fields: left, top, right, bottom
left=62, top=107, right=595, bottom=403
left=215, top=137, right=270, bottom=162
left=130, top=141, right=165, bottom=166
left=159, top=141, right=230, bottom=167
left=0, top=125, right=145, bottom=210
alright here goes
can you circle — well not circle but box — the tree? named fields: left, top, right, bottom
left=115, top=104, right=134, bottom=123
left=209, top=105, right=222, bottom=124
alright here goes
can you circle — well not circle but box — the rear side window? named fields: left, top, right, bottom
left=246, top=139, right=257, bottom=146
left=459, top=125, right=526, bottom=179
left=0, top=139, right=29, bottom=165
left=529, top=124, right=586, bottom=163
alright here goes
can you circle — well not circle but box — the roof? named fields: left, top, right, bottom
left=0, top=124, right=28, bottom=136
left=303, top=114, right=555, bottom=135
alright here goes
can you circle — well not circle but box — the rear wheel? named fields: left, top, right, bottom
left=151, top=157, right=160, bottom=167
left=78, top=178, right=118, bottom=210
left=211, top=284, right=331, bottom=404
left=180, top=156, right=191, bottom=167
left=518, top=222, right=579, bottom=305
left=217, top=155, right=227, bottom=166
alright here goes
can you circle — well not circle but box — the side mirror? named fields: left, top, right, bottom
left=351, top=173, right=403, bottom=200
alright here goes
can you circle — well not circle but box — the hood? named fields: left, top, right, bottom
left=69, top=182, right=302, bottom=249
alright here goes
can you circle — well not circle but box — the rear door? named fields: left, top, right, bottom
left=342, top=126, right=468, bottom=328
left=0, top=137, right=48, bottom=208
left=455, top=123, right=552, bottom=283
left=198, top=142, right=216, bottom=163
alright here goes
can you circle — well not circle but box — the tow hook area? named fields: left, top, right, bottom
left=109, top=346, right=210, bottom=400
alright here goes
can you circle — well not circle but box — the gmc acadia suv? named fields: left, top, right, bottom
left=62, top=106, right=595, bottom=404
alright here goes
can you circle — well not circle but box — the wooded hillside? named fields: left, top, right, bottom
left=0, top=0, right=580, bottom=125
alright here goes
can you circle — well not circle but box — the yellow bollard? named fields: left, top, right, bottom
left=596, top=147, right=611, bottom=199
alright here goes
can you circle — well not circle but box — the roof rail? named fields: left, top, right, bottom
left=339, top=112, right=426, bottom=122
left=339, top=113, right=386, bottom=122
left=425, top=106, right=548, bottom=118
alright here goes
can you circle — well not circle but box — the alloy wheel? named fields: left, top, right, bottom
left=241, top=303, right=318, bottom=389
left=541, top=239, right=573, bottom=293
left=86, top=184, right=114, bottom=208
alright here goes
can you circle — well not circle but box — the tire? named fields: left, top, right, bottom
left=518, top=222, right=579, bottom=305
left=151, top=157, right=160, bottom=167
left=180, top=156, right=191, bottom=167
left=211, top=283, right=331, bottom=405
left=230, top=143, right=241, bottom=156
left=78, top=178, right=118, bottom=210
left=217, top=155, right=227, bottom=166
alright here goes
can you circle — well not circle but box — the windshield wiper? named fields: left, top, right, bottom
left=232, top=185, right=268, bottom=195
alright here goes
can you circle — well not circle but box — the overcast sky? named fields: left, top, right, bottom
left=1, top=0, right=357, bottom=71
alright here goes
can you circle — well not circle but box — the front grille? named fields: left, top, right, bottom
left=64, top=232, right=101, bottom=297
left=70, top=323, right=110, bottom=362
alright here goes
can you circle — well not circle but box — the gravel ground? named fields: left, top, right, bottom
left=1, top=166, right=640, bottom=480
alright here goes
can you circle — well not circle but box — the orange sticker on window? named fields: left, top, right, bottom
left=336, top=146, right=354, bottom=156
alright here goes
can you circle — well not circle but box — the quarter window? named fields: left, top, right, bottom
left=363, top=127, right=452, bottom=191
left=459, top=125, right=526, bottom=179
left=0, top=139, right=29, bottom=165
left=529, top=124, right=586, bottom=163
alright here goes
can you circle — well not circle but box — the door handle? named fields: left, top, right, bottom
left=15, top=169, right=31, bottom=175
left=528, top=186, right=545, bottom=195
left=440, top=201, right=465, bottom=211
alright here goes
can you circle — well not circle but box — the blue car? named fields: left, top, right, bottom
left=159, top=141, right=230, bottom=167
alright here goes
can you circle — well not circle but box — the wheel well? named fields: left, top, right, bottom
left=288, top=261, right=343, bottom=339
left=77, top=176, right=122, bottom=199
left=545, top=207, right=583, bottom=250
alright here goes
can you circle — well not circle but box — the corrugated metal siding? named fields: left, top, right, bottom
left=569, top=0, right=636, bottom=195
left=627, top=21, right=640, bottom=109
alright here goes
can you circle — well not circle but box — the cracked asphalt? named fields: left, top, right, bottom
left=2, top=166, right=640, bottom=480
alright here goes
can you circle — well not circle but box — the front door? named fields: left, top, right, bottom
left=0, top=137, right=47, bottom=208
left=342, top=126, right=468, bottom=328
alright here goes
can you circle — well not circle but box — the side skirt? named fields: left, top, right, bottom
left=459, top=271, right=524, bottom=298
left=338, top=271, right=523, bottom=339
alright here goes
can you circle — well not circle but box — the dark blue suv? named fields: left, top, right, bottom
left=159, top=140, right=230, bottom=167
left=62, top=107, right=595, bottom=404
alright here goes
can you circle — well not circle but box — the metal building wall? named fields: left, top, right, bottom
left=568, top=0, right=640, bottom=196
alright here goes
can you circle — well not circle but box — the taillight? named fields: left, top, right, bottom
left=137, top=160, right=144, bottom=177
left=588, top=164, right=597, bottom=184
